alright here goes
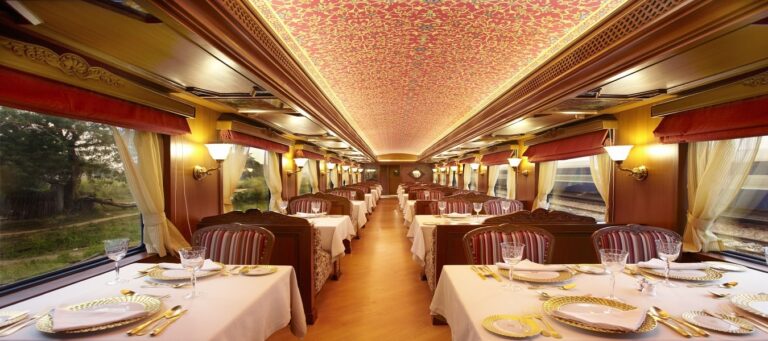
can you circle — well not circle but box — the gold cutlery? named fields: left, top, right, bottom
left=469, top=266, right=487, bottom=280
left=128, top=305, right=182, bottom=336
left=652, top=306, right=709, bottom=337
left=532, top=314, right=562, bottom=339
left=528, top=283, right=576, bottom=290
left=648, top=309, right=692, bottom=337
left=480, top=265, right=502, bottom=282
left=0, top=311, right=47, bottom=337
left=149, top=309, right=187, bottom=336
left=141, top=282, right=190, bottom=289
left=119, top=289, right=169, bottom=299
left=721, top=310, right=768, bottom=333
left=708, top=290, right=729, bottom=298
left=686, top=281, right=738, bottom=288
left=702, top=310, right=752, bottom=332
left=134, top=265, right=159, bottom=278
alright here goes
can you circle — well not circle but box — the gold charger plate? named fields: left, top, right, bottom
left=681, top=310, right=753, bottom=334
left=543, top=296, right=657, bottom=334
left=639, top=267, right=722, bottom=281
left=730, top=293, right=768, bottom=318
left=481, top=314, right=541, bottom=338
left=147, top=262, right=224, bottom=281
left=241, top=265, right=278, bottom=276
left=499, top=269, right=573, bottom=283
left=36, top=295, right=161, bottom=334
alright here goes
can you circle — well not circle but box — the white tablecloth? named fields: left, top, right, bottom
left=409, top=215, right=490, bottom=266
left=4, top=264, right=306, bottom=340
left=431, top=265, right=768, bottom=340
left=403, top=200, right=417, bottom=224
left=371, top=188, right=381, bottom=201
left=398, top=191, right=408, bottom=211
left=351, top=201, right=368, bottom=230
left=306, top=216, right=356, bottom=259
left=365, top=193, right=376, bottom=210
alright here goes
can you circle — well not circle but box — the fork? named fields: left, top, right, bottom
left=0, top=310, right=48, bottom=337
left=480, top=265, right=502, bottom=282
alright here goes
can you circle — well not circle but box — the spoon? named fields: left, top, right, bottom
left=128, top=305, right=183, bottom=336
left=528, top=283, right=576, bottom=290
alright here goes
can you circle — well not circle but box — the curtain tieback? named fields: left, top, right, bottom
left=143, top=213, right=166, bottom=227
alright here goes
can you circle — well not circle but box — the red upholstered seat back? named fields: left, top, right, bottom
left=289, top=198, right=331, bottom=214
left=483, top=199, right=524, bottom=215
left=463, top=225, right=555, bottom=265
left=428, top=200, right=473, bottom=214
left=329, top=189, right=357, bottom=201
left=592, top=225, right=681, bottom=264
left=193, top=223, right=275, bottom=265
left=416, top=190, right=445, bottom=200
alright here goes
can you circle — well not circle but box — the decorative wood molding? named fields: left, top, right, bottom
left=0, top=36, right=123, bottom=87
left=418, top=0, right=768, bottom=160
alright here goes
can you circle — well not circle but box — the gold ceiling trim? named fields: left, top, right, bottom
left=0, top=36, right=123, bottom=88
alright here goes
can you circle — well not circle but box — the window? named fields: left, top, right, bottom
left=327, top=167, right=335, bottom=190
left=494, top=167, right=508, bottom=198
left=298, top=162, right=314, bottom=195
left=548, top=156, right=605, bottom=221
left=0, top=106, right=142, bottom=287
left=231, top=148, right=270, bottom=211
left=468, top=170, right=478, bottom=190
left=712, top=138, right=768, bottom=261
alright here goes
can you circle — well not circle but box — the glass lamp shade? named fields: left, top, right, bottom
left=351, top=167, right=358, bottom=173
left=294, top=157, right=309, bottom=169
left=439, top=167, right=447, bottom=172
left=204, top=143, right=233, bottom=161
left=432, top=168, right=438, bottom=173
left=358, top=168, right=364, bottom=173
left=450, top=165, right=458, bottom=171
left=604, top=145, right=634, bottom=162
left=342, top=165, right=350, bottom=171
left=470, top=162, right=480, bottom=170
left=507, top=157, right=522, bottom=167
left=327, top=162, right=336, bottom=170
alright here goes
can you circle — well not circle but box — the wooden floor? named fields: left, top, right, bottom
left=269, top=198, right=452, bottom=340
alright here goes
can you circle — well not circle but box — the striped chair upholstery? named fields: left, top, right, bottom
left=289, top=198, right=331, bottom=214
left=483, top=199, right=525, bottom=215
left=329, top=189, right=357, bottom=200
left=463, top=224, right=555, bottom=265
left=193, top=223, right=275, bottom=265
left=427, top=200, right=473, bottom=215
left=416, top=190, right=445, bottom=201
left=592, top=225, right=682, bottom=264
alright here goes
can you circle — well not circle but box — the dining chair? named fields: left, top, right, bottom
left=483, top=199, right=524, bottom=215
left=289, top=198, right=331, bottom=214
left=192, top=223, right=275, bottom=265
left=591, top=224, right=682, bottom=264
left=427, top=200, right=472, bottom=214
left=462, top=224, right=555, bottom=265
left=328, top=189, right=357, bottom=200
left=416, top=190, right=445, bottom=201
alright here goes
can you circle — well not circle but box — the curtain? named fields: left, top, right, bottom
left=464, top=166, right=472, bottom=190
left=342, top=170, right=349, bottom=186
left=308, top=160, right=320, bottom=193
left=487, top=165, right=500, bottom=197
left=265, top=151, right=283, bottom=212
left=221, top=145, right=249, bottom=213
left=683, top=137, right=760, bottom=252
left=506, top=165, right=516, bottom=200
left=533, top=161, right=557, bottom=210
left=589, top=153, right=612, bottom=222
left=330, top=167, right=338, bottom=189
left=111, top=128, right=189, bottom=256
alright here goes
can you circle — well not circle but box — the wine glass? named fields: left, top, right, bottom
left=279, top=201, right=288, bottom=214
left=310, top=201, right=321, bottom=214
left=501, top=201, right=511, bottom=215
left=103, top=238, right=129, bottom=285
left=600, top=249, right=628, bottom=302
left=179, top=246, right=206, bottom=299
left=501, top=242, right=525, bottom=291
left=424, top=191, right=431, bottom=201
left=437, top=201, right=446, bottom=216
left=473, top=202, right=483, bottom=217
left=655, top=239, right=682, bottom=287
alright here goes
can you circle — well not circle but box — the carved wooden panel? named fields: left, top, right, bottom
left=485, top=208, right=597, bottom=224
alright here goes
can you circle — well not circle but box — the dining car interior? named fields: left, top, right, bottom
left=1, top=0, right=768, bottom=340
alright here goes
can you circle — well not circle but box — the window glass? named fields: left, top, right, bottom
left=494, top=167, right=508, bottom=198
left=0, top=106, right=141, bottom=286
left=548, top=156, right=606, bottom=221
left=298, top=163, right=313, bottom=195
left=231, top=148, right=269, bottom=211
left=712, top=138, right=768, bottom=261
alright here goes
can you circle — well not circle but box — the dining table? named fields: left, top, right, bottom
left=300, top=215, right=356, bottom=259
left=364, top=193, right=376, bottom=210
left=408, top=215, right=492, bottom=266
left=402, top=200, right=417, bottom=224
left=1, top=263, right=306, bottom=340
left=431, top=264, right=768, bottom=340
left=350, top=200, right=368, bottom=231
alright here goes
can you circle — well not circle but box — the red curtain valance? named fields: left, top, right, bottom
left=459, top=157, right=476, bottom=164
left=653, top=96, right=768, bottom=143
left=0, top=66, right=190, bottom=135
left=481, top=150, right=513, bottom=165
left=219, top=130, right=289, bottom=153
left=295, top=149, right=324, bottom=160
left=328, top=157, right=342, bottom=164
left=523, top=130, right=608, bottom=162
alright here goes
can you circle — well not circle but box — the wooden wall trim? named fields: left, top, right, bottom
left=418, top=0, right=768, bottom=160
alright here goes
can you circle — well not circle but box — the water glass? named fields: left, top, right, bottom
left=104, top=238, right=129, bottom=285
left=501, top=201, right=511, bottom=215
left=473, top=202, right=483, bottom=216
left=599, top=249, right=628, bottom=302
left=501, top=242, right=525, bottom=291
left=179, top=246, right=206, bottom=299
left=437, top=201, right=446, bottom=216
left=310, top=201, right=321, bottom=214
left=279, top=201, right=288, bottom=214
left=424, top=192, right=431, bottom=201
left=655, top=239, right=681, bottom=287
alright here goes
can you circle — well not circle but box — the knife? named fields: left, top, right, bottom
left=149, top=309, right=187, bottom=336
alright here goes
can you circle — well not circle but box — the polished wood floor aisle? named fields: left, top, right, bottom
left=269, top=198, right=452, bottom=340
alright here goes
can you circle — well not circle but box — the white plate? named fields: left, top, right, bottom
left=704, top=261, right=747, bottom=272
left=681, top=311, right=753, bottom=334
left=558, top=303, right=623, bottom=315
left=0, top=311, right=28, bottom=328
left=731, top=293, right=768, bottom=318
left=513, top=271, right=561, bottom=280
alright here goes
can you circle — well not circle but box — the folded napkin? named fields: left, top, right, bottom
left=52, top=302, right=147, bottom=332
left=444, top=213, right=471, bottom=218
left=294, top=212, right=326, bottom=217
left=159, top=259, right=221, bottom=271
left=553, top=306, right=647, bottom=332
left=495, top=260, right=568, bottom=271
left=637, top=259, right=708, bottom=270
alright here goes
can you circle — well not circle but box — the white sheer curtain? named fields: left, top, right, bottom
left=221, top=145, right=249, bottom=213
left=684, top=137, right=760, bottom=252
left=589, top=153, right=612, bottom=222
left=308, top=160, right=320, bottom=193
left=265, top=151, right=283, bottom=212
left=330, top=167, right=338, bottom=189
left=506, top=165, right=516, bottom=200
left=533, top=161, right=557, bottom=210
left=464, top=166, right=472, bottom=189
left=342, top=169, right=349, bottom=186
left=487, top=165, right=500, bottom=196
left=111, top=128, right=189, bottom=256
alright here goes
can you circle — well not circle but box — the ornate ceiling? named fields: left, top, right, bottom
left=248, top=0, right=627, bottom=156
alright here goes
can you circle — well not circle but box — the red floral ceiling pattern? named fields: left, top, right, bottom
left=249, top=0, right=626, bottom=155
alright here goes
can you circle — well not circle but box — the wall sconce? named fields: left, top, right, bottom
left=357, top=168, right=363, bottom=173
left=469, top=162, right=480, bottom=171
left=193, top=143, right=232, bottom=181
left=439, top=166, right=447, bottom=173
left=351, top=167, right=358, bottom=173
left=342, top=165, right=350, bottom=172
left=294, top=157, right=308, bottom=173
left=327, top=162, right=336, bottom=170
left=432, top=167, right=438, bottom=173
left=450, top=165, right=458, bottom=172
left=507, top=157, right=529, bottom=176
left=604, top=145, right=648, bottom=181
